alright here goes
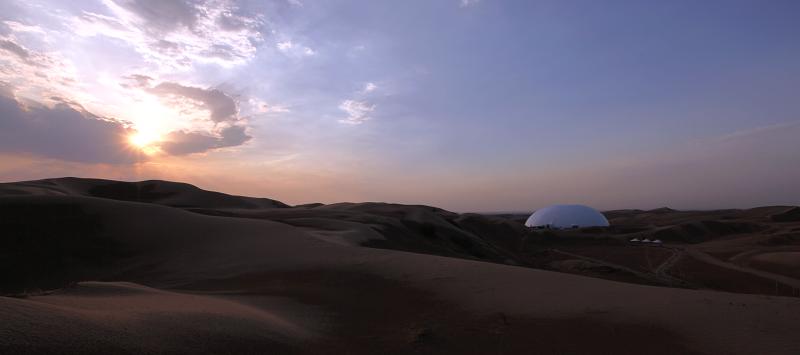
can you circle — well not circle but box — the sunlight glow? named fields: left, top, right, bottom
left=128, top=133, right=151, bottom=148
left=127, top=131, right=161, bottom=155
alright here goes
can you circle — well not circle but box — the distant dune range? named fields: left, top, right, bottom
left=1, top=178, right=799, bottom=354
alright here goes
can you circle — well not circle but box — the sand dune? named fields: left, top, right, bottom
left=2, top=178, right=800, bottom=354
left=0, top=282, right=311, bottom=354
left=0, top=177, right=289, bottom=209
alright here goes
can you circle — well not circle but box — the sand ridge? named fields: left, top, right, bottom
left=2, top=178, right=800, bottom=354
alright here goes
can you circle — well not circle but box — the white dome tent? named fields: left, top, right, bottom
left=525, top=204, right=610, bottom=229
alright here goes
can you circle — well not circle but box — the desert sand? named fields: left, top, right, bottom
left=1, top=178, right=799, bottom=354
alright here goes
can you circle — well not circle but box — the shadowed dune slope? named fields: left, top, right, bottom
left=187, top=202, right=528, bottom=263
left=772, top=207, right=800, bottom=222
left=0, top=282, right=310, bottom=354
left=0, top=177, right=289, bottom=209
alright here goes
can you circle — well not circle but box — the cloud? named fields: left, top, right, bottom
left=122, top=73, right=154, bottom=88
left=710, top=121, right=800, bottom=144
left=0, top=31, right=78, bottom=98
left=124, top=75, right=240, bottom=123
left=216, top=11, right=249, bottom=31
left=338, top=99, right=375, bottom=124
left=2, top=21, right=46, bottom=35
left=276, top=40, right=292, bottom=51
left=74, top=0, right=264, bottom=68
left=276, top=40, right=315, bottom=57
left=159, top=130, right=221, bottom=155
left=150, top=81, right=238, bottom=123
left=0, top=37, right=61, bottom=69
left=159, top=125, right=251, bottom=155
left=247, top=98, right=290, bottom=114
left=363, top=82, right=377, bottom=93
left=219, top=125, right=250, bottom=146
left=123, top=76, right=253, bottom=154
left=338, top=83, right=379, bottom=124
left=113, top=0, right=199, bottom=33
left=0, top=89, right=137, bottom=164
left=459, top=0, right=481, bottom=7
left=0, top=39, right=30, bottom=60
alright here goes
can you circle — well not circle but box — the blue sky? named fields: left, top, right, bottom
left=1, top=0, right=799, bottom=211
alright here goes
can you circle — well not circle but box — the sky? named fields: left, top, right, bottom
left=1, top=0, right=799, bottom=212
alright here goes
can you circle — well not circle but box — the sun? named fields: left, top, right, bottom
left=127, top=131, right=161, bottom=154
left=128, top=133, right=151, bottom=148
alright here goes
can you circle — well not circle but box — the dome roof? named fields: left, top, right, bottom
left=525, top=204, right=609, bottom=229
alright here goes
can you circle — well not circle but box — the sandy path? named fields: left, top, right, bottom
left=552, top=247, right=685, bottom=286
left=686, top=248, right=800, bottom=289
left=652, top=246, right=686, bottom=285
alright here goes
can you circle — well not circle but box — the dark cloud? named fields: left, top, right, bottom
left=159, top=125, right=251, bottom=155
left=203, top=44, right=243, bottom=60
left=121, top=77, right=252, bottom=155
left=153, top=39, right=182, bottom=54
left=113, top=0, right=199, bottom=33
left=216, top=13, right=247, bottom=31
left=159, top=130, right=219, bottom=155
left=219, top=125, right=250, bottom=146
left=0, top=38, right=57, bottom=69
left=0, top=39, right=30, bottom=60
left=0, top=91, right=138, bottom=164
left=121, top=74, right=154, bottom=88
left=150, top=82, right=238, bottom=123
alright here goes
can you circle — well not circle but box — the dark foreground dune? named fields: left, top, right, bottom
left=1, top=178, right=799, bottom=354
